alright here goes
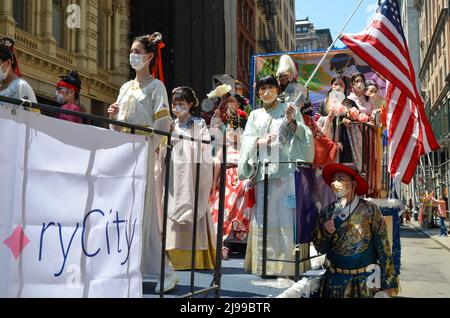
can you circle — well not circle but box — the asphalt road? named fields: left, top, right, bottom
left=397, top=224, right=450, bottom=298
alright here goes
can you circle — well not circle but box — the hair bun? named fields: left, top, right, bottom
left=148, top=32, right=163, bottom=44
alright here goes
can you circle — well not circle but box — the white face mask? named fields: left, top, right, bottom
left=0, top=62, right=8, bottom=81
left=354, top=82, right=364, bottom=91
left=55, top=93, right=66, bottom=105
left=332, top=180, right=354, bottom=198
left=260, top=88, right=278, bottom=104
left=129, top=53, right=149, bottom=71
left=174, top=104, right=190, bottom=117
left=333, top=85, right=345, bottom=93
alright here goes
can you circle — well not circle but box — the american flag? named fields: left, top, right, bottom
left=340, top=0, right=440, bottom=184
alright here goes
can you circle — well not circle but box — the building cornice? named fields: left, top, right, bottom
left=419, top=8, right=449, bottom=79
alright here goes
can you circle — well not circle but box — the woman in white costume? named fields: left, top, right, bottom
left=108, top=32, right=179, bottom=293
left=0, top=38, right=37, bottom=110
left=166, top=86, right=216, bottom=270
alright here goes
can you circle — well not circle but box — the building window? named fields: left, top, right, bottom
left=442, top=102, right=449, bottom=137
left=445, top=57, right=448, bottom=76
left=13, top=0, right=26, bottom=30
left=52, top=0, right=64, bottom=47
left=438, top=38, right=442, bottom=57
left=250, top=8, right=255, bottom=36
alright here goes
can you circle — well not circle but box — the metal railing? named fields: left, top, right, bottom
left=259, top=160, right=325, bottom=281
left=0, top=95, right=227, bottom=299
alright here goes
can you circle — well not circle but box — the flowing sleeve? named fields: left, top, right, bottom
left=110, top=82, right=130, bottom=131
left=317, top=115, right=333, bottom=140
left=18, top=80, right=37, bottom=103
left=372, top=206, right=399, bottom=291
left=18, top=80, right=39, bottom=114
left=238, top=111, right=259, bottom=180
left=312, top=206, right=333, bottom=254
left=210, top=114, right=224, bottom=129
left=291, top=108, right=314, bottom=163
left=197, top=120, right=214, bottom=220
left=151, top=81, right=173, bottom=145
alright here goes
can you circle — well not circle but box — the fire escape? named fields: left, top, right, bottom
left=257, top=0, right=279, bottom=53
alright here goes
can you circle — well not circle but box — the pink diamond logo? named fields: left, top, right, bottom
left=3, top=225, right=30, bottom=259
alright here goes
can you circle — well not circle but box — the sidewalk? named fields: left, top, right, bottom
left=407, top=219, right=450, bottom=251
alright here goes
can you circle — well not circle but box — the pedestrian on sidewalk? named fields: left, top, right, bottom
left=406, top=198, right=413, bottom=224
left=431, top=195, right=448, bottom=237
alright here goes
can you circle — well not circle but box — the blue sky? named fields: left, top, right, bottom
left=295, top=0, right=377, bottom=48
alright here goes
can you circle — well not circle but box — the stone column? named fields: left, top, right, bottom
left=0, top=0, right=13, bottom=16
left=0, top=0, right=16, bottom=37
left=81, top=0, right=99, bottom=73
left=118, top=1, right=130, bottom=80
left=33, top=0, right=41, bottom=35
left=76, top=0, right=87, bottom=59
left=40, top=0, right=56, bottom=55
left=105, top=8, right=113, bottom=70
left=41, top=0, right=53, bottom=37
left=111, top=2, right=123, bottom=72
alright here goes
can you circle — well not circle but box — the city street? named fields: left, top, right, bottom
left=398, top=223, right=450, bottom=298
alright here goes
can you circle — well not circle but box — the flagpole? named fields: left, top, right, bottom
left=291, top=0, right=365, bottom=107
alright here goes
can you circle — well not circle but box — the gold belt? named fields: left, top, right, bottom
left=328, top=265, right=371, bottom=275
left=120, top=126, right=154, bottom=136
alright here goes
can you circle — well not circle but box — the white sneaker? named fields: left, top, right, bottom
left=155, top=273, right=180, bottom=294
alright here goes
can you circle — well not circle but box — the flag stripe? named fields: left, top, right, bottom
left=369, top=19, right=408, bottom=59
left=362, top=24, right=409, bottom=69
left=388, top=91, right=408, bottom=149
left=372, top=13, right=407, bottom=50
left=390, top=101, right=415, bottom=175
left=350, top=33, right=410, bottom=80
left=387, top=88, right=404, bottom=138
left=341, top=36, right=416, bottom=98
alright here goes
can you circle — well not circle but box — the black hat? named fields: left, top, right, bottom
left=58, top=70, right=81, bottom=91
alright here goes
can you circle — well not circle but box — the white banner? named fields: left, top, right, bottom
left=0, top=107, right=148, bottom=298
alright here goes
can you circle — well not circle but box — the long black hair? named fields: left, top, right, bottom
left=329, top=73, right=351, bottom=97
left=351, top=72, right=369, bottom=102
left=0, top=38, right=17, bottom=70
